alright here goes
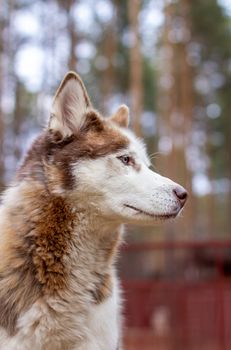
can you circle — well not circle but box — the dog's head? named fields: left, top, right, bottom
left=20, top=72, right=187, bottom=225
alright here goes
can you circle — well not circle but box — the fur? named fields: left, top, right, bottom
left=0, top=72, right=187, bottom=349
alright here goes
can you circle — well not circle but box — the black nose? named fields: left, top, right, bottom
left=173, top=186, right=188, bottom=206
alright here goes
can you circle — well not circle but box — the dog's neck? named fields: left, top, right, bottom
left=16, top=183, right=121, bottom=302
left=0, top=179, right=123, bottom=336
left=4, top=180, right=122, bottom=301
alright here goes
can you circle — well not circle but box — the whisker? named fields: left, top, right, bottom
left=148, top=152, right=165, bottom=171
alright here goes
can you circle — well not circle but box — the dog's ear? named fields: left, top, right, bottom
left=49, top=71, right=93, bottom=138
left=109, top=105, right=129, bottom=128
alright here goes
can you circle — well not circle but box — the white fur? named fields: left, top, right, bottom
left=50, top=78, right=90, bottom=137
left=0, top=72, right=187, bottom=350
left=0, top=181, right=122, bottom=350
left=84, top=276, right=121, bottom=350
left=72, top=126, right=183, bottom=225
left=0, top=275, right=120, bottom=350
left=0, top=126, right=185, bottom=350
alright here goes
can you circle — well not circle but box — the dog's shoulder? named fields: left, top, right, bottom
left=0, top=184, right=42, bottom=335
left=0, top=182, right=75, bottom=336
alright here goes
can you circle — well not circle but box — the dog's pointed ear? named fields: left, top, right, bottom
left=109, top=105, right=130, bottom=128
left=49, top=71, right=93, bottom=138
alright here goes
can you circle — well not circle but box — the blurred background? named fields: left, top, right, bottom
left=0, top=0, right=231, bottom=349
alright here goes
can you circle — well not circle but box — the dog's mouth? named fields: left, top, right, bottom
left=124, top=204, right=178, bottom=219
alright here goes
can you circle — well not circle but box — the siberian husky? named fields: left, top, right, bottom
left=0, top=72, right=187, bottom=349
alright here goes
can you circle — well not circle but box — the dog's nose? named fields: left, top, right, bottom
left=173, top=186, right=188, bottom=207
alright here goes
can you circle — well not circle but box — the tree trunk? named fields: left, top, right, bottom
left=101, top=29, right=117, bottom=113
left=128, top=0, right=143, bottom=137
left=57, top=0, right=78, bottom=71
left=0, top=1, right=5, bottom=191
left=13, top=81, right=23, bottom=163
left=157, top=0, right=195, bottom=239
left=0, top=71, right=4, bottom=192
left=67, top=14, right=78, bottom=71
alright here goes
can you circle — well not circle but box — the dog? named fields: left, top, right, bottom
left=0, top=72, right=187, bottom=349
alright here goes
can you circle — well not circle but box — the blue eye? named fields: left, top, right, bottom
left=118, top=155, right=132, bottom=166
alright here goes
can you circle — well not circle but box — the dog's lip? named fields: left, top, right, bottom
left=124, top=204, right=178, bottom=219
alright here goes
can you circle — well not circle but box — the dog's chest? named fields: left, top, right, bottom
left=0, top=277, right=121, bottom=350
left=86, top=286, right=121, bottom=349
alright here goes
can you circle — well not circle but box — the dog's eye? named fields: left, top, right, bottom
left=118, top=155, right=133, bottom=166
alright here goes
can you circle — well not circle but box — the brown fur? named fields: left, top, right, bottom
left=32, top=195, right=75, bottom=293
left=0, top=72, right=130, bottom=344
left=18, top=111, right=129, bottom=190
left=109, top=104, right=129, bottom=128
left=90, top=229, right=121, bottom=304
left=0, top=185, right=122, bottom=334
left=53, top=71, right=91, bottom=110
left=0, top=187, right=75, bottom=334
left=0, top=110, right=128, bottom=335
left=0, top=211, right=42, bottom=335
left=91, top=273, right=112, bottom=304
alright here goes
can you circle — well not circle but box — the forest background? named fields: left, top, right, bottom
left=0, top=0, right=231, bottom=242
